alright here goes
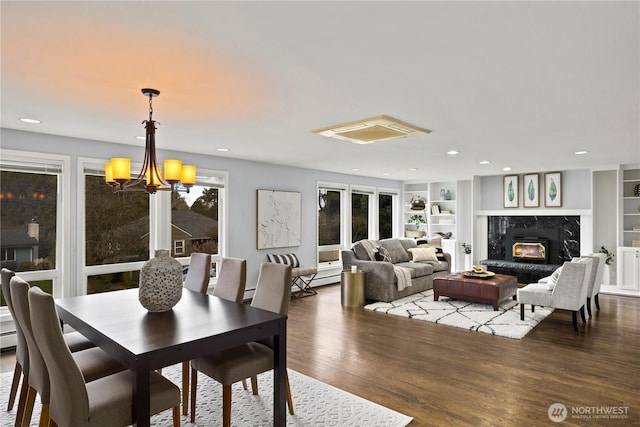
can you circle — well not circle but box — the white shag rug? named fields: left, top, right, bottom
left=365, top=289, right=553, bottom=339
left=1, top=363, right=412, bottom=427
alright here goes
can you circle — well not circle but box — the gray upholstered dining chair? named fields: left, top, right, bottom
left=183, top=252, right=212, bottom=293
left=1, top=269, right=95, bottom=424
left=178, top=255, right=245, bottom=415
left=518, top=259, right=593, bottom=332
left=11, top=276, right=126, bottom=426
left=212, top=257, right=247, bottom=303
left=189, top=262, right=293, bottom=426
left=28, top=286, right=182, bottom=427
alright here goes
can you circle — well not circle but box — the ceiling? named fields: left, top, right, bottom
left=2, top=1, right=639, bottom=182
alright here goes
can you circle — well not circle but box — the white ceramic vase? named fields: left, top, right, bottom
left=138, top=249, right=183, bottom=312
left=464, top=253, right=472, bottom=271
left=602, top=264, right=611, bottom=285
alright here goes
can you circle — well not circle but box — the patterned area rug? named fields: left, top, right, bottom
left=365, top=289, right=553, bottom=339
left=1, top=363, right=412, bottom=426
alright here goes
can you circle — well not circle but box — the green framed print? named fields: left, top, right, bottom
left=503, top=175, right=519, bottom=208
left=523, top=173, right=539, bottom=207
left=544, top=172, right=562, bottom=207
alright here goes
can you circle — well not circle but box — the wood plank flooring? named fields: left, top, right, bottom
left=2, top=284, right=639, bottom=426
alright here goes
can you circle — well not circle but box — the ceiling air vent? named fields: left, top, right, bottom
left=312, top=115, right=431, bottom=144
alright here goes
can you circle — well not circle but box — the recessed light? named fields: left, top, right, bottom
left=479, top=160, right=490, bottom=165
left=19, top=117, right=41, bottom=124
left=574, top=150, right=589, bottom=155
left=447, top=150, right=459, bottom=155
left=351, top=168, right=360, bottom=172
left=217, top=148, right=230, bottom=152
left=135, top=136, right=145, bottom=140
left=382, top=172, right=390, bottom=176
left=408, top=168, right=417, bottom=171
left=503, top=167, right=512, bottom=171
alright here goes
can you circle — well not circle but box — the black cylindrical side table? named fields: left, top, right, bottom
left=341, top=271, right=365, bottom=306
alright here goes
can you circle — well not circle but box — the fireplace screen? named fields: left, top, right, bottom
left=512, top=241, right=547, bottom=262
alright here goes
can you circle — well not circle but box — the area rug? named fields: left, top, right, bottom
left=1, top=363, right=412, bottom=427
left=365, top=289, right=553, bottom=339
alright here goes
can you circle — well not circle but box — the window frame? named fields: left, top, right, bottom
left=0, top=149, right=70, bottom=299
left=78, top=157, right=228, bottom=295
left=350, top=185, right=376, bottom=243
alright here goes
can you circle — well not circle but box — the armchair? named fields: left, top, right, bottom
left=517, top=259, right=593, bottom=332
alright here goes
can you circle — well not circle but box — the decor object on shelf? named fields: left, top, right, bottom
left=440, top=188, right=446, bottom=200
left=503, top=175, right=519, bottom=208
left=410, top=195, right=426, bottom=210
left=105, top=88, right=196, bottom=194
left=544, top=172, right=562, bottom=207
left=635, top=183, right=640, bottom=197
left=523, top=173, right=539, bottom=208
left=409, top=214, right=426, bottom=229
left=257, top=189, right=301, bottom=249
left=138, top=249, right=183, bottom=312
left=436, top=231, right=452, bottom=239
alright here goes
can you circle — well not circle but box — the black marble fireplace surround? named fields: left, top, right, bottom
left=483, top=216, right=581, bottom=283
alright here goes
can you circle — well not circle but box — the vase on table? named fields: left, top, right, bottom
left=464, top=254, right=472, bottom=271
left=139, top=249, right=183, bottom=312
left=602, top=264, right=611, bottom=285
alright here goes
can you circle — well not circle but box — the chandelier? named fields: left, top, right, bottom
left=105, top=88, right=196, bottom=194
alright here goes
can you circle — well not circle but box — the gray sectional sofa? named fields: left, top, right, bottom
left=342, top=237, right=451, bottom=302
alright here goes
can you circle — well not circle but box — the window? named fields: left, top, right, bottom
left=1, top=150, right=69, bottom=302
left=351, top=186, right=376, bottom=243
left=378, top=192, right=395, bottom=239
left=174, top=240, right=185, bottom=255
left=81, top=159, right=226, bottom=295
left=318, top=187, right=342, bottom=246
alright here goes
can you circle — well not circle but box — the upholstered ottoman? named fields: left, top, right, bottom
left=433, top=273, right=518, bottom=311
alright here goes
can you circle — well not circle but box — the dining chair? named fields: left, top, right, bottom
left=183, top=252, right=212, bottom=293
left=212, top=257, right=247, bottom=303
left=189, top=262, right=293, bottom=426
left=10, top=276, right=126, bottom=426
left=178, top=256, right=247, bottom=415
left=28, top=286, right=182, bottom=427
left=1, top=269, right=95, bottom=425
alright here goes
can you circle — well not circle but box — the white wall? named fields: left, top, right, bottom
left=1, top=128, right=402, bottom=290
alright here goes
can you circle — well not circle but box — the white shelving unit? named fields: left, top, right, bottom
left=428, top=181, right=457, bottom=239
left=617, top=167, right=640, bottom=294
left=621, top=168, right=640, bottom=247
left=402, top=183, right=429, bottom=236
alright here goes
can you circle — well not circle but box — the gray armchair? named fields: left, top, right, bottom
left=518, top=259, right=593, bottom=332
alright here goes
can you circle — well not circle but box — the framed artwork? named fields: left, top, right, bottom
left=256, top=189, right=301, bottom=249
left=503, top=175, right=519, bottom=208
left=523, top=173, right=539, bottom=207
left=544, top=172, right=562, bottom=207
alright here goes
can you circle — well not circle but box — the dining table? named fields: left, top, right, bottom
left=55, top=287, right=287, bottom=426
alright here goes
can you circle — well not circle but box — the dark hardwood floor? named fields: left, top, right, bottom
left=2, top=284, right=639, bottom=426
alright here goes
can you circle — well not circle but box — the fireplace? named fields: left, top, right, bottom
left=512, top=237, right=550, bottom=264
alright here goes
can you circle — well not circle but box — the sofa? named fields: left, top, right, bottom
left=342, top=237, right=451, bottom=302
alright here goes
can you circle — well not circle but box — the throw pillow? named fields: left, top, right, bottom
left=267, top=253, right=300, bottom=267
left=379, top=239, right=410, bottom=263
left=546, top=266, right=563, bottom=291
left=417, top=236, right=444, bottom=259
left=352, top=239, right=378, bottom=260
left=408, top=247, right=438, bottom=262
left=378, top=246, right=393, bottom=263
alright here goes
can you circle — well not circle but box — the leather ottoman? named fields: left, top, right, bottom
left=433, top=273, right=518, bottom=311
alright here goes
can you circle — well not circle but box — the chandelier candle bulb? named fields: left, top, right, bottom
left=110, top=158, right=131, bottom=182
left=104, top=163, right=114, bottom=184
left=163, top=159, right=183, bottom=183
left=180, top=165, right=197, bottom=186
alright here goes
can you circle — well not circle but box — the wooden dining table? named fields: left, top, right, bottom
left=55, top=288, right=287, bottom=426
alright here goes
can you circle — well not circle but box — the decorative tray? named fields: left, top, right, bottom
left=461, top=270, right=496, bottom=278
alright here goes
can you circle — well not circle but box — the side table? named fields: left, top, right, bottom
left=341, top=271, right=365, bottom=306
